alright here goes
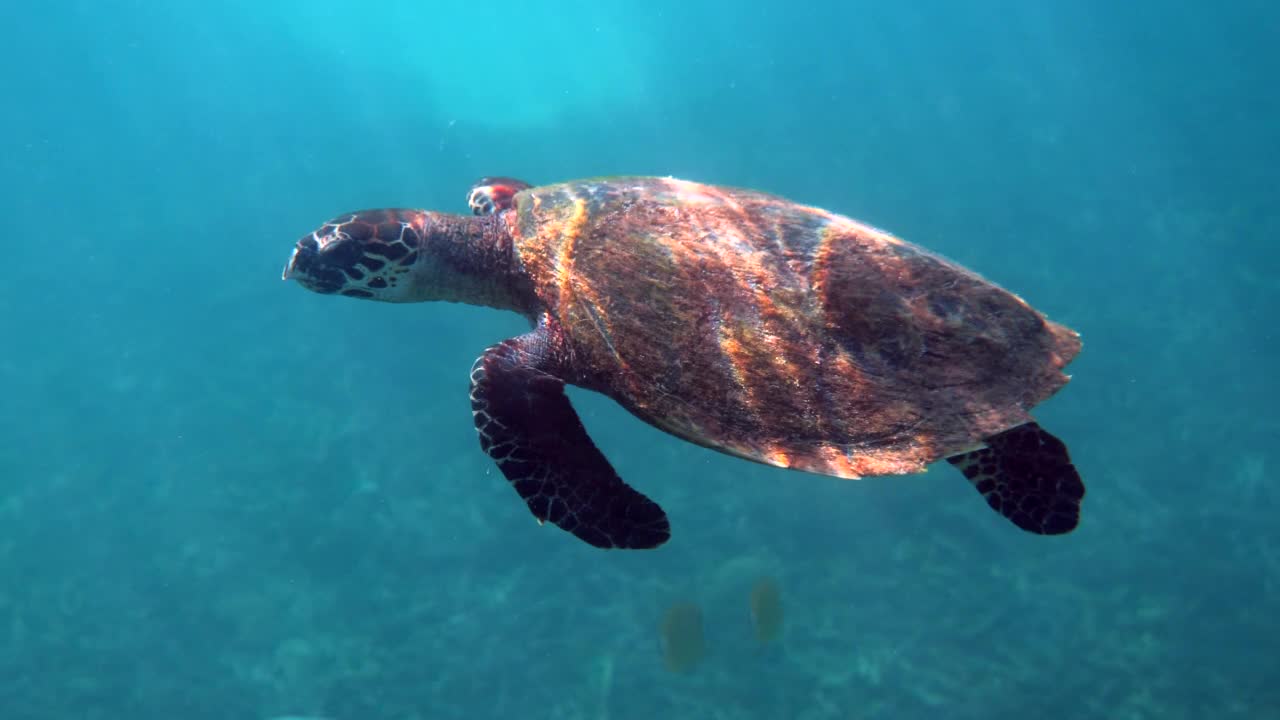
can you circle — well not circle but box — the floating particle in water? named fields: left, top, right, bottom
left=750, top=576, right=783, bottom=644
left=660, top=601, right=705, bottom=672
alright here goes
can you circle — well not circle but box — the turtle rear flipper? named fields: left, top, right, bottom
left=469, top=320, right=671, bottom=549
left=947, top=422, right=1085, bottom=535
left=467, top=176, right=532, bottom=215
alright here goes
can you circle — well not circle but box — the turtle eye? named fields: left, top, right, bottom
left=320, top=232, right=363, bottom=266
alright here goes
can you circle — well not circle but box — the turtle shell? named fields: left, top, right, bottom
left=504, top=177, right=1081, bottom=479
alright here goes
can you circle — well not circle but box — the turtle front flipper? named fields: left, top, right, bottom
left=947, top=422, right=1085, bottom=535
left=467, top=176, right=532, bottom=215
left=469, top=320, right=671, bottom=549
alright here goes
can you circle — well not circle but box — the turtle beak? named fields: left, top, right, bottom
left=282, top=246, right=299, bottom=280
left=282, top=236, right=320, bottom=281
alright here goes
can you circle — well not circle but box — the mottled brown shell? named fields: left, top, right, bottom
left=505, top=177, right=1081, bottom=479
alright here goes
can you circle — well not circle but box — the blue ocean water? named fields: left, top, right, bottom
left=1, top=1, right=1276, bottom=718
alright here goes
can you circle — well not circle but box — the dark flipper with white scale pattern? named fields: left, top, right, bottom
left=947, top=422, right=1085, bottom=534
left=469, top=323, right=671, bottom=549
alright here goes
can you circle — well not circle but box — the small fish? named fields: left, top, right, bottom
left=749, top=576, right=783, bottom=644
left=659, top=601, right=706, bottom=672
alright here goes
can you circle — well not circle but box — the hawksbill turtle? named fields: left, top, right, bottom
left=283, top=176, right=1085, bottom=549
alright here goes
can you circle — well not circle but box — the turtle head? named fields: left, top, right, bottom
left=284, top=208, right=528, bottom=310
left=283, top=209, right=433, bottom=302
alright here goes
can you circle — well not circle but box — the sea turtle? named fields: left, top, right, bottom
left=283, top=176, right=1085, bottom=549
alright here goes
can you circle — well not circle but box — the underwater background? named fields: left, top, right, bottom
left=1, top=1, right=1277, bottom=718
